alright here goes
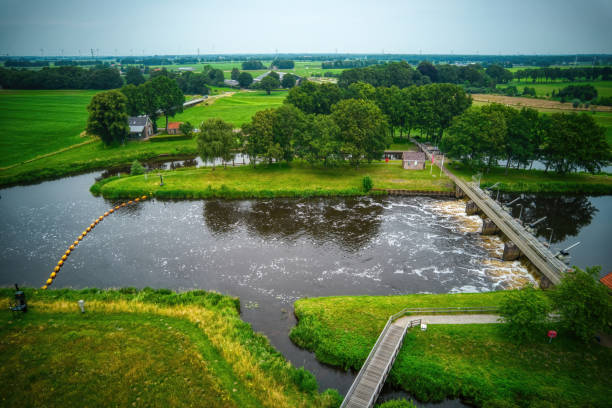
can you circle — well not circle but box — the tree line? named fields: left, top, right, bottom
left=190, top=81, right=472, bottom=168
left=0, top=66, right=123, bottom=89
left=514, top=66, right=612, bottom=83
left=440, top=104, right=611, bottom=174
left=321, top=60, right=380, bottom=69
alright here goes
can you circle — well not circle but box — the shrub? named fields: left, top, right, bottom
left=291, top=367, right=318, bottom=393
left=377, top=399, right=417, bottom=408
left=572, top=99, right=581, bottom=108
left=130, top=160, right=145, bottom=175
left=498, top=285, right=551, bottom=343
left=362, top=175, right=373, bottom=192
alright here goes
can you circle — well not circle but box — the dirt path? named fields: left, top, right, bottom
left=472, top=94, right=612, bottom=113
left=395, top=314, right=501, bottom=326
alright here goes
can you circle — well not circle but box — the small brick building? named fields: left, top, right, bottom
left=167, top=122, right=182, bottom=135
left=402, top=151, right=426, bottom=170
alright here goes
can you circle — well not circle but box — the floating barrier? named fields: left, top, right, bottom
left=41, top=195, right=150, bottom=290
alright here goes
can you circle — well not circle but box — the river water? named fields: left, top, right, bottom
left=1, top=172, right=610, bottom=405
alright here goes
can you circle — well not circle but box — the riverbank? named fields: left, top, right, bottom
left=448, top=162, right=612, bottom=194
left=290, top=292, right=612, bottom=407
left=0, top=288, right=341, bottom=408
left=90, top=161, right=454, bottom=199
left=0, top=138, right=198, bottom=187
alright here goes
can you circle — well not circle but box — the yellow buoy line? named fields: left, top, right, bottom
left=42, top=195, right=149, bottom=290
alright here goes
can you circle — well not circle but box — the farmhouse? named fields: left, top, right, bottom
left=128, top=115, right=153, bottom=139
left=167, top=122, right=182, bottom=135
left=402, top=151, right=426, bottom=170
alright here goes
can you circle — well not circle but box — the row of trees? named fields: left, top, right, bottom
left=441, top=104, right=611, bottom=174
left=514, top=66, right=612, bottom=83
left=195, top=99, right=390, bottom=168
left=0, top=66, right=123, bottom=89
left=120, top=76, right=184, bottom=131
left=321, top=60, right=380, bottom=69
left=287, top=81, right=472, bottom=142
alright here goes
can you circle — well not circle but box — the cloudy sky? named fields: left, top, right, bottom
left=1, top=0, right=611, bottom=56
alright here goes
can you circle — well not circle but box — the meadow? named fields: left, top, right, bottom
left=497, top=79, right=612, bottom=99
left=90, top=161, right=453, bottom=200
left=0, top=89, right=99, bottom=167
left=157, top=90, right=288, bottom=128
left=290, top=292, right=612, bottom=407
left=0, top=288, right=341, bottom=408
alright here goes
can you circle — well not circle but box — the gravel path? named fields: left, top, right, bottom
left=395, top=314, right=501, bottom=327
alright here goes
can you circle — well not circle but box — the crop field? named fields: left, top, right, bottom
left=156, top=90, right=288, bottom=128
left=0, top=90, right=98, bottom=167
left=497, top=80, right=612, bottom=98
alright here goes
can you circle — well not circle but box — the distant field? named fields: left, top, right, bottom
left=158, top=90, right=288, bottom=128
left=0, top=90, right=98, bottom=167
left=498, top=80, right=612, bottom=98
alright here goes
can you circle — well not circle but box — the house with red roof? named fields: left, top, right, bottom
left=167, top=122, right=182, bottom=135
left=599, top=272, right=612, bottom=291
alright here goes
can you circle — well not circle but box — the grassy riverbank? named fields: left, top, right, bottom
left=90, top=161, right=453, bottom=199
left=448, top=162, right=612, bottom=194
left=0, top=288, right=341, bottom=408
left=290, top=292, right=612, bottom=407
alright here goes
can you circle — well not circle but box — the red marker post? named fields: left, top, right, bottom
left=547, top=330, right=557, bottom=343
left=385, top=157, right=389, bottom=163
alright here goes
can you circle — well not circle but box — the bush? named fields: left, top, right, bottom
left=362, top=175, right=373, bottom=192
left=149, top=134, right=192, bottom=142
left=498, top=285, right=552, bottom=343
left=130, top=160, right=145, bottom=175
left=291, top=367, right=318, bottom=394
left=572, top=99, right=581, bottom=108
left=377, top=399, right=417, bottom=408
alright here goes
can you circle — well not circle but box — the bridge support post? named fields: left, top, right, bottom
left=466, top=200, right=478, bottom=215
left=455, top=185, right=465, bottom=198
left=539, top=275, right=553, bottom=289
left=502, top=241, right=521, bottom=261
left=481, top=219, right=500, bottom=235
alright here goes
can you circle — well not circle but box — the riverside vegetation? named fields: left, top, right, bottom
left=290, top=291, right=612, bottom=407
left=0, top=288, right=341, bottom=408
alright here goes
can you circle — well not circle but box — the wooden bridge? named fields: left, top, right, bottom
left=340, top=307, right=499, bottom=408
left=412, top=139, right=568, bottom=286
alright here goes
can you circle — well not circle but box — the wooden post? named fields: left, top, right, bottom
left=502, top=241, right=521, bottom=261
left=481, top=219, right=500, bottom=235
left=466, top=200, right=478, bottom=215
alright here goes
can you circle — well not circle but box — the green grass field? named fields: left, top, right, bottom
left=158, top=91, right=288, bottom=128
left=497, top=80, right=612, bottom=99
left=90, top=161, right=453, bottom=199
left=290, top=292, right=612, bottom=407
left=0, top=90, right=99, bottom=167
left=448, top=162, right=612, bottom=194
left=0, top=288, right=340, bottom=408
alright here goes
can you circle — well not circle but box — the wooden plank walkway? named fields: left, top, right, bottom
left=412, top=139, right=568, bottom=285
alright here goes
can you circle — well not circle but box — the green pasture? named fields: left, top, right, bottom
left=0, top=288, right=340, bottom=408
left=291, top=292, right=612, bottom=407
left=497, top=80, right=612, bottom=99
left=157, top=90, right=288, bottom=128
left=0, top=89, right=98, bottom=167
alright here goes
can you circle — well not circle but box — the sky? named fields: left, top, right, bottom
left=0, top=0, right=611, bottom=56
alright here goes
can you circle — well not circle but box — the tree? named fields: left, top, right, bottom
left=242, top=109, right=276, bottom=165
left=540, top=112, right=611, bottom=174
left=417, top=61, right=438, bottom=82
left=150, top=76, right=185, bottom=131
left=259, top=75, right=280, bottom=95
left=179, top=121, right=194, bottom=138
left=272, top=104, right=306, bottom=162
left=238, top=72, right=253, bottom=88
left=331, top=99, right=390, bottom=166
left=130, top=160, right=145, bottom=175
left=86, top=90, right=129, bottom=145
left=486, top=64, right=513, bottom=84
left=281, top=73, right=297, bottom=88
left=294, top=114, right=342, bottom=165
left=346, top=81, right=376, bottom=100
left=499, top=285, right=552, bottom=343
left=120, top=84, right=144, bottom=116
left=125, top=66, right=145, bottom=85
left=242, top=60, right=265, bottom=70
left=197, top=118, right=235, bottom=170
left=231, top=67, right=240, bottom=80
left=441, top=107, right=506, bottom=170
left=552, top=266, right=612, bottom=343
left=139, top=81, right=161, bottom=132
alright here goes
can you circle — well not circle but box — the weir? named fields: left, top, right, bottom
left=412, top=139, right=568, bottom=286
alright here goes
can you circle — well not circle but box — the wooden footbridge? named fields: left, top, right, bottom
left=412, top=139, right=568, bottom=286
left=340, top=307, right=499, bottom=408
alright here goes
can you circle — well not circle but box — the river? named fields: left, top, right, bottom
left=1, top=171, right=610, bottom=406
